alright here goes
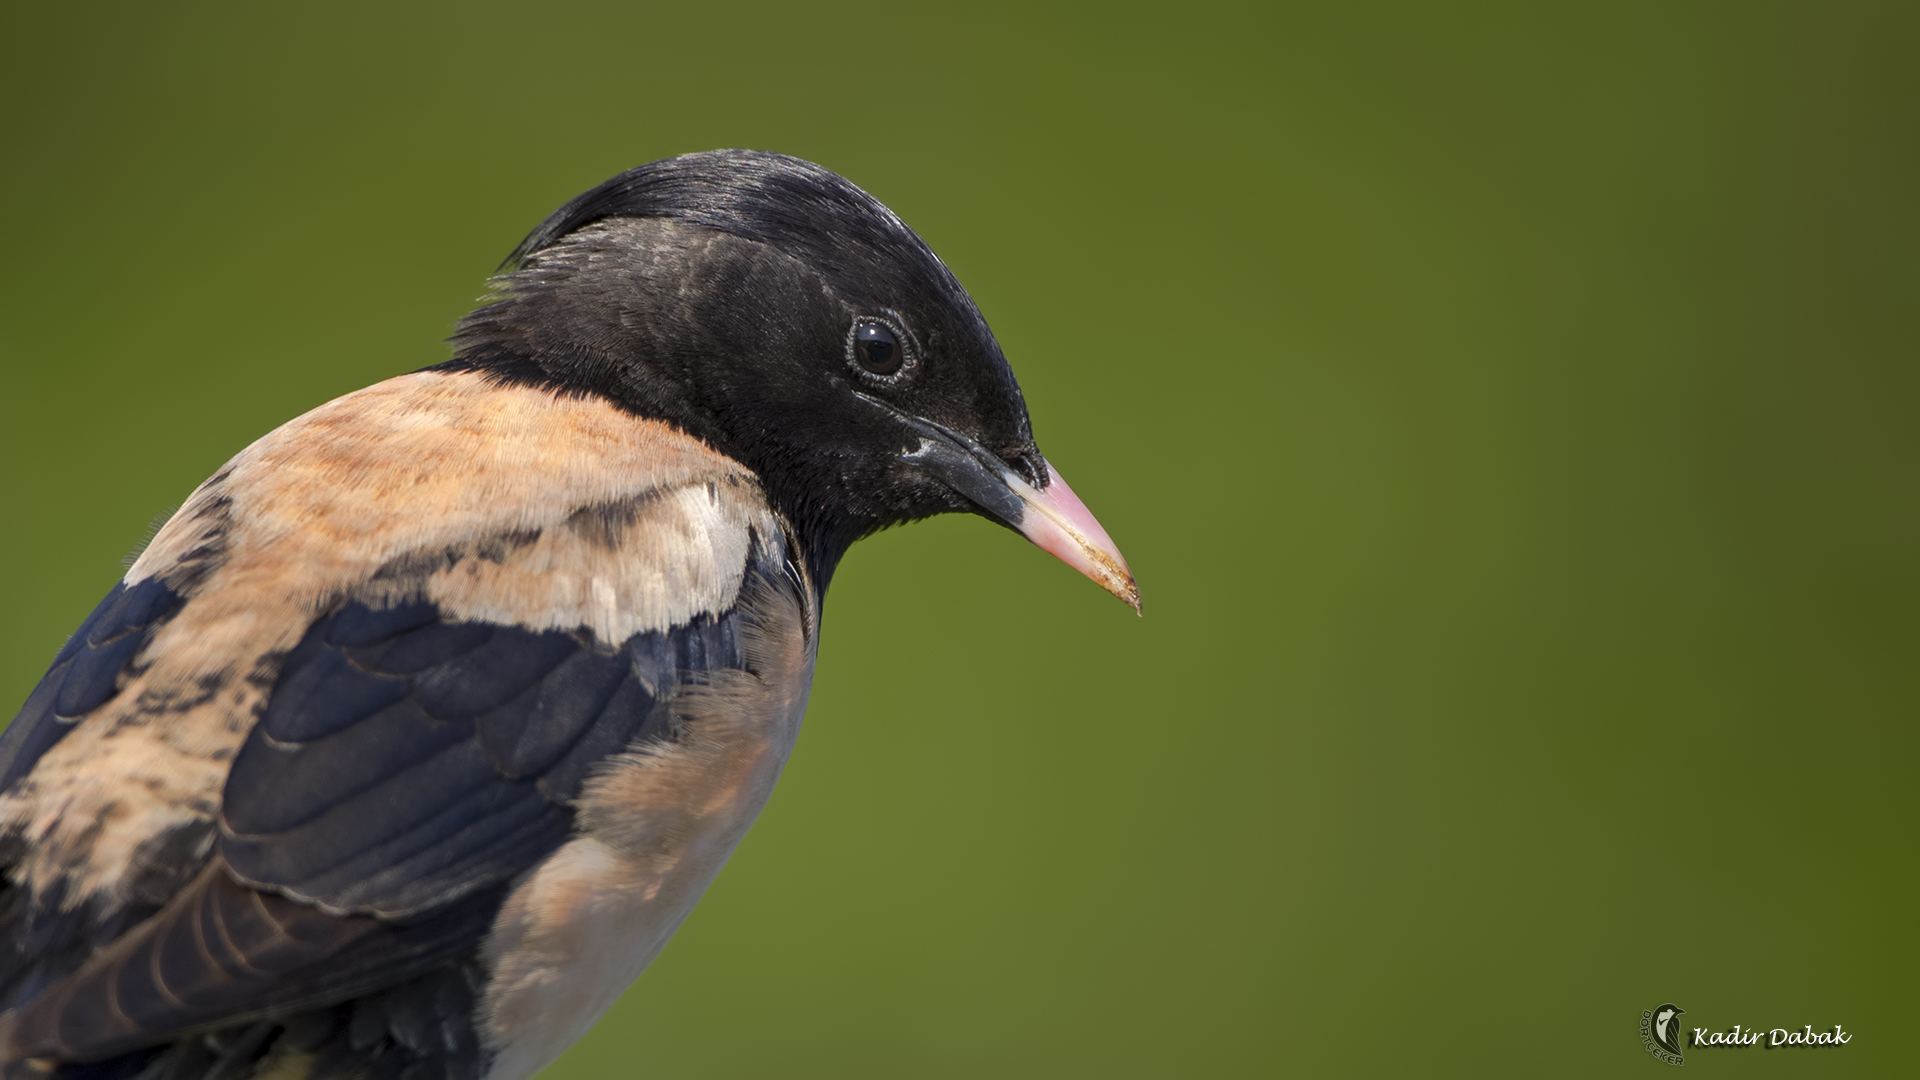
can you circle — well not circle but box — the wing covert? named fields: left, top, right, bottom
left=220, top=596, right=746, bottom=919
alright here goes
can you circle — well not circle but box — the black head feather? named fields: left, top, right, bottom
left=510, top=151, right=949, bottom=289
left=440, top=150, right=1041, bottom=590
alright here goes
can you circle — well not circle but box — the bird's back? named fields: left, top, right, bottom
left=0, top=370, right=817, bottom=1080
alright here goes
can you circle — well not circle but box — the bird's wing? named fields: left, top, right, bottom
left=0, top=576, right=194, bottom=1018
left=0, top=576, right=186, bottom=796
left=0, top=371, right=807, bottom=1063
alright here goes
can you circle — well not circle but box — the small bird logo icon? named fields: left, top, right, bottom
left=1649, top=1002, right=1686, bottom=1061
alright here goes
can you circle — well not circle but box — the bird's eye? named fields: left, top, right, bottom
left=849, top=318, right=910, bottom=379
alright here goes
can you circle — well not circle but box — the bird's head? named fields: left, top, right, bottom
left=449, top=149, right=1136, bottom=609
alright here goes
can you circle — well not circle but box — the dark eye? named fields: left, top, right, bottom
left=851, top=320, right=905, bottom=376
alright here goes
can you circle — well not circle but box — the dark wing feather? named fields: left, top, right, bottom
left=0, top=577, right=184, bottom=793
left=7, top=862, right=502, bottom=1061
left=0, top=577, right=190, bottom=1018
left=220, top=597, right=743, bottom=918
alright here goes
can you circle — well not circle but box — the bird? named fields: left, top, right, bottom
left=0, top=150, right=1136, bottom=1080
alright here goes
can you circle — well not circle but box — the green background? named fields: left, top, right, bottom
left=2, top=2, right=1913, bottom=1075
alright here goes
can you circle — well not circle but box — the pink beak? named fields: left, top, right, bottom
left=1004, top=462, right=1140, bottom=613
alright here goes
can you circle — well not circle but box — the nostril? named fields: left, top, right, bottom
left=1007, top=451, right=1046, bottom=489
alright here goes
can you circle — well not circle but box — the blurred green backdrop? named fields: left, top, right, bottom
left=2, top=1, right=1914, bottom=1075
